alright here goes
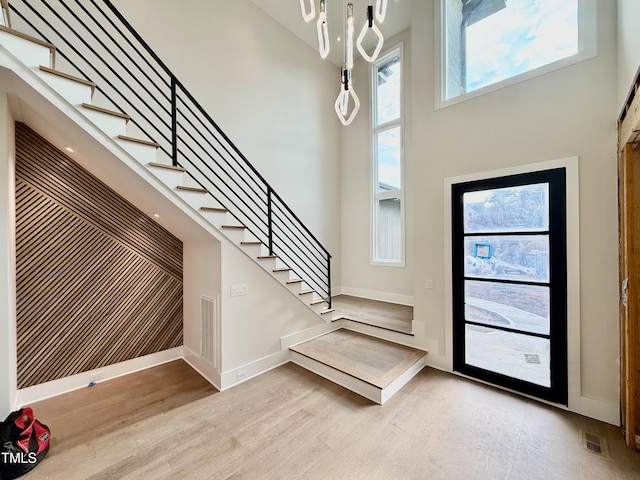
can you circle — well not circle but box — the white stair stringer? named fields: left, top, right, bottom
left=0, top=28, right=332, bottom=321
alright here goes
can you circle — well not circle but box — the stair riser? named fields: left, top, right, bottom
left=116, top=139, right=158, bottom=165
left=148, top=167, right=184, bottom=190
left=0, top=32, right=51, bottom=68
left=81, top=109, right=127, bottom=138
left=199, top=210, right=230, bottom=229
left=220, top=228, right=247, bottom=244
left=36, top=70, right=93, bottom=105
left=175, top=189, right=209, bottom=210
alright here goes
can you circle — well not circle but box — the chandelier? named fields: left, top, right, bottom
left=299, top=0, right=389, bottom=125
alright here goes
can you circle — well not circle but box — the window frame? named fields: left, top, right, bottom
left=435, top=0, right=597, bottom=110
left=371, top=43, right=405, bottom=267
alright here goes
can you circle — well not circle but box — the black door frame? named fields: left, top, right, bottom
left=451, top=168, right=568, bottom=404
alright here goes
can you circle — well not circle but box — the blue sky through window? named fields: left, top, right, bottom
left=465, top=0, right=578, bottom=93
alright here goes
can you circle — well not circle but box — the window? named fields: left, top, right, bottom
left=452, top=169, right=568, bottom=404
left=372, top=46, right=404, bottom=265
left=439, top=0, right=596, bottom=105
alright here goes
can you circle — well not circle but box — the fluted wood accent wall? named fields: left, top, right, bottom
left=15, top=122, right=183, bottom=389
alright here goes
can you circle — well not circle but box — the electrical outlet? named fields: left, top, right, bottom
left=427, top=279, right=434, bottom=289
left=90, top=371, right=104, bottom=382
left=231, top=284, right=248, bottom=296
left=237, top=370, right=248, bottom=381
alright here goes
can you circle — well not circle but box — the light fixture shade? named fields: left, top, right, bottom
left=356, top=18, right=384, bottom=63
left=317, top=0, right=330, bottom=59
left=375, top=0, right=388, bottom=23
left=299, top=0, right=316, bottom=22
left=335, top=67, right=360, bottom=126
left=346, top=3, right=355, bottom=69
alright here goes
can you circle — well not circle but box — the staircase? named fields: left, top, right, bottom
left=0, top=0, right=333, bottom=319
left=1, top=0, right=428, bottom=405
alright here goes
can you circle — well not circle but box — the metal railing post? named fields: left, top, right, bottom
left=171, top=76, right=177, bottom=166
left=267, top=187, right=274, bottom=255
left=327, top=255, right=332, bottom=308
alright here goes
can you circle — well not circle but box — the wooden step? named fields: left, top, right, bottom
left=299, top=289, right=315, bottom=296
left=38, top=66, right=96, bottom=94
left=273, top=267, right=292, bottom=273
left=321, top=308, right=335, bottom=315
left=221, top=225, right=245, bottom=230
left=289, top=329, right=428, bottom=405
left=200, top=206, right=228, bottom=213
left=176, top=185, right=208, bottom=194
left=81, top=103, right=130, bottom=122
left=0, top=25, right=55, bottom=53
left=149, top=162, right=186, bottom=172
left=258, top=255, right=277, bottom=260
left=118, top=135, right=160, bottom=148
left=286, top=279, right=304, bottom=285
left=241, top=241, right=262, bottom=246
left=310, top=299, right=326, bottom=306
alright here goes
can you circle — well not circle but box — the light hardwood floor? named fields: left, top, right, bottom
left=25, top=360, right=640, bottom=479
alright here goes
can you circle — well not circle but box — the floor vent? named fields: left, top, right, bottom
left=582, top=431, right=606, bottom=456
left=201, top=296, right=219, bottom=368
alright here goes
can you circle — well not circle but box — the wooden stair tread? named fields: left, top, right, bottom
left=118, top=135, right=160, bottom=148
left=286, top=279, right=303, bottom=284
left=258, top=255, right=277, bottom=259
left=221, top=225, right=245, bottom=230
left=0, top=25, right=56, bottom=52
left=321, top=308, right=335, bottom=315
left=299, top=289, right=315, bottom=295
left=290, top=329, right=427, bottom=390
left=81, top=103, right=130, bottom=121
left=310, top=299, right=326, bottom=305
left=200, top=206, right=228, bottom=213
left=149, top=162, right=186, bottom=172
left=176, top=185, right=208, bottom=193
left=241, top=241, right=262, bottom=246
left=273, top=267, right=292, bottom=272
left=38, top=66, right=96, bottom=92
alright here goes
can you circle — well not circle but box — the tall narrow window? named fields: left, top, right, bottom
left=372, top=46, right=403, bottom=265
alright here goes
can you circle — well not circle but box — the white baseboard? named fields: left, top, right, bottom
left=219, top=350, right=290, bottom=391
left=182, top=345, right=221, bottom=391
left=16, top=347, right=183, bottom=407
left=338, top=286, right=414, bottom=306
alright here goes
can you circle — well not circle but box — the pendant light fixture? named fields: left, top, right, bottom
left=299, top=0, right=390, bottom=125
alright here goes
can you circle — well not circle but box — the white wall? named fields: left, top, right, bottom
left=410, top=0, right=619, bottom=423
left=340, top=29, right=414, bottom=303
left=0, top=92, right=16, bottom=414
left=110, top=0, right=342, bottom=287
left=617, top=0, right=640, bottom=108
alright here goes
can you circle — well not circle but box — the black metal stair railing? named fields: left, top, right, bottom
left=7, top=0, right=332, bottom=306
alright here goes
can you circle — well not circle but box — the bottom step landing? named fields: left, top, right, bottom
left=289, top=329, right=428, bottom=405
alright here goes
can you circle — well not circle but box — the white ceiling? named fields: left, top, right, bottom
left=249, top=0, right=413, bottom=66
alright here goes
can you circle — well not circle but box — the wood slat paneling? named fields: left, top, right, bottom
left=15, top=122, right=183, bottom=389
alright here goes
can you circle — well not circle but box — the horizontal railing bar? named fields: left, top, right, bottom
left=271, top=206, right=329, bottom=264
left=271, top=229, right=328, bottom=281
left=176, top=92, right=267, bottom=190
left=176, top=105, right=268, bottom=202
left=175, top=124, right=269, bottom=217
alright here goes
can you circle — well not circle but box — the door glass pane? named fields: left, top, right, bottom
left=465, top=280, right=550, bottom=335
left=464, top=235, right=549, bottom=283
left=375, top=198, right=401, bottom=262
left=463, top=183, right=549, bottom=233
left=376, top=127, right=401, bottom=191
left=376, top=54, right=401, bottom=125
left=465, top=324, right=550, bottom=387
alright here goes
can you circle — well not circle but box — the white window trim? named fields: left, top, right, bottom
left=434, top=0, right=597, bottom=110
left=371, top=43, right=406, bottom=267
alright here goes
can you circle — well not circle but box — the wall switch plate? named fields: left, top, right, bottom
left=427, top=279, right=434, bottom=289
left=231, top=284, right=248, bottom=296
left=237, top=370, right=247, bottom=381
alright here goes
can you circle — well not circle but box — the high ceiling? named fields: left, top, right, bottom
left=249, top=0, right=413, bottom=66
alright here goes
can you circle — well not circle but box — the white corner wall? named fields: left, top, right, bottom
left=410, top=1, right=619, bottom=424
left=110, top=0, right=342, bottom=288
left=0, top=92, right=17, bottom=414
left=617, top=0, right=640, bottom=108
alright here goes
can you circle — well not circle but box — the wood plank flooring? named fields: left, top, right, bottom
left=23, top=360, right=640, bottom=479
left=290, top=329, right=426, bottom=389
left=332, top=294, right=413, bottom=335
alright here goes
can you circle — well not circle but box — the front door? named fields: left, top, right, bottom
left=452, top=169, right=567, bottom=404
